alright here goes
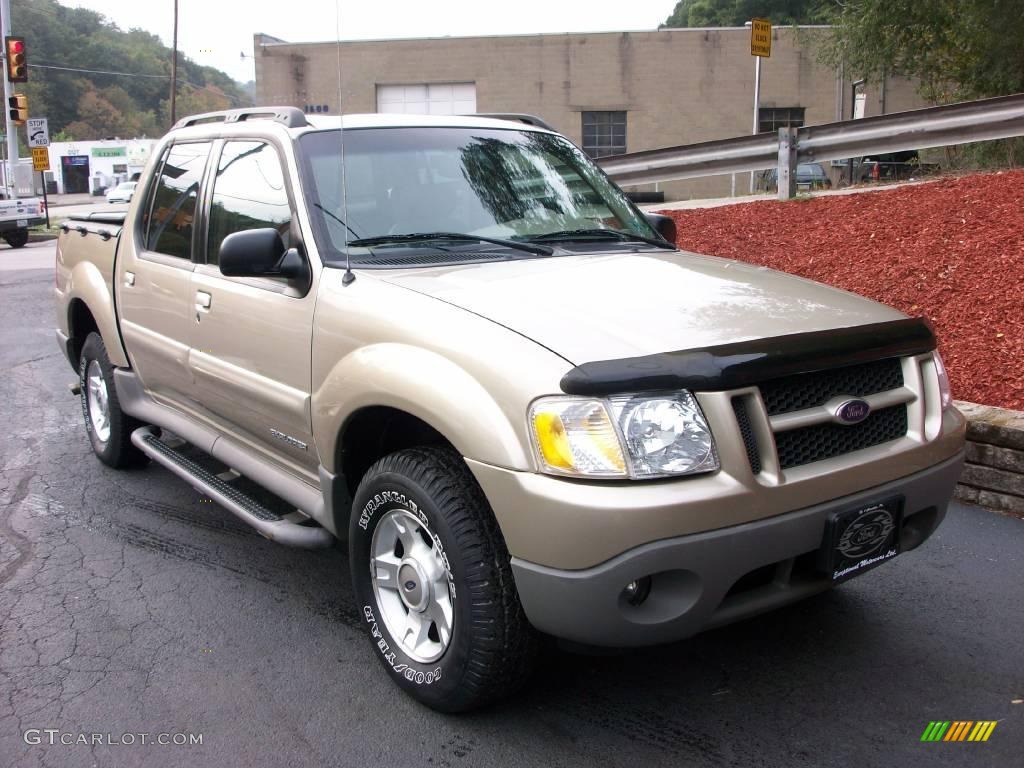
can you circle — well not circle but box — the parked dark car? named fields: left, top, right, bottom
left=854, top=151, right=939, bottom=183
left=758, top=162, right=832, bottom=193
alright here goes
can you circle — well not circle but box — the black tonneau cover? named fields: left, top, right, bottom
left=67, top=211, right=127, bottom=226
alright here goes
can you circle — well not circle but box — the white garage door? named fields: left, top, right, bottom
left=376, top=83, right=477, bottom=116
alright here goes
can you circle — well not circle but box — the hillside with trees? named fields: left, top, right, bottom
left=10, top=0, right=250, bottom=141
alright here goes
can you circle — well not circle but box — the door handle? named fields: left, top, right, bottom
left=195, top=291, right=212, bottom=310
left=124, top=271, right=135, bottom=287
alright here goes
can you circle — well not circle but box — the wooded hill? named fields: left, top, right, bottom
left=10, top=0, right=251, bottom=141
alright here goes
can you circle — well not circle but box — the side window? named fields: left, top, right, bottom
left=144, top=142, right=212, bottom=259
left=207, top=141, right=292, bottom=265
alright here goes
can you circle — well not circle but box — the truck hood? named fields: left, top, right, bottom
left=376, top=251, right=905, bottom=365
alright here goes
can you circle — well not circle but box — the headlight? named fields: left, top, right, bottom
left=529, top=398, right=627, bottom=477
left=934, top=351, right=952, bottom=408
left=608, top=392, right=719, bottom=478
left=529, top=392, right=719, bottom=479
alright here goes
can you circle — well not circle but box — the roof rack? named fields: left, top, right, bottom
left=173, top=107, right=310, bottom=131
left=471, top=113, right=554, bottom=131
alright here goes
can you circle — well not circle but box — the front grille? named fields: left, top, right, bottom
left=732, top=397, right=762, bottom=474
left=774, top=405, right=908, bottom=470
left=759, top=358, right=904, bottom=416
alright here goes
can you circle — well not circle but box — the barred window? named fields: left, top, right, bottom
left=759, top=107, right=805, bottom=134
left=582, top=111, right=627, bottom=158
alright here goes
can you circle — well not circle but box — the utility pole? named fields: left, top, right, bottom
left=1, top=0, right=20, bottom=199
left=169, top=0, right=178, bottom=125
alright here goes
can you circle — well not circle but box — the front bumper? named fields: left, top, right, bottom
left=508, top=450, right=964, bottom=647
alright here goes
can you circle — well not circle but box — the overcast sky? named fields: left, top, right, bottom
left=61, top=1, right=680, bottom=83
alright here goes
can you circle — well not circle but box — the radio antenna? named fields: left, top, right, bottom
left=335, top=0, right=355, bottom=286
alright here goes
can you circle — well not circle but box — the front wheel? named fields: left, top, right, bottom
left=349, top=446, right=538, bottom=712
left=3, top=228, right=28, bottom=248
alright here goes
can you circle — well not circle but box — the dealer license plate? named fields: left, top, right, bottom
left=820, top=498, right=902, bottom=582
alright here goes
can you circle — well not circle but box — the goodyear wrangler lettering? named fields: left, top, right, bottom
left=363, top=606, right=442, bottom=685
left=358, top=491, right=407, bottom=530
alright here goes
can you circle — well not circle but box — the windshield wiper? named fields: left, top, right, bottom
left=523, top=228, right=673, bottom=249
left=347, top=232, right=553, bottom=256
left=313, top=202, right=361, bottom=239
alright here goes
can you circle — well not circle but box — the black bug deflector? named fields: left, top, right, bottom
left=559, top=317, right=936, bottom=396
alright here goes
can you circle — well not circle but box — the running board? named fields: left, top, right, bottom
left=131, top=426, right=333, bottom=549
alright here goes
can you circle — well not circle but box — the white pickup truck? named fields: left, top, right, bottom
left=0, top=195, right=45, bottom=248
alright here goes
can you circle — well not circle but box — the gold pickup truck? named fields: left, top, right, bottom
left=54, top=108, right=965, bottom=712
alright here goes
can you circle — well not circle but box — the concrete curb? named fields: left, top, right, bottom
left=953, top=401, right=1024, bottom=516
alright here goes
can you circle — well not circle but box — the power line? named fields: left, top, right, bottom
left=28, top=63, right=249, bottom=106
left=30, top=63, right=168, bottom=79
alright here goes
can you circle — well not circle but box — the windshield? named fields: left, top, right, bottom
left=796, top=164, right=824, bottom=178
left=297, top=126, right=662, bottom=265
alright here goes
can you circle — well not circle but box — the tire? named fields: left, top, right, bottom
left=3, top=228, right=28, bottom=248
left=79, top=332, right=146, bottom=468
left=349, top=446, right=538, bottom=712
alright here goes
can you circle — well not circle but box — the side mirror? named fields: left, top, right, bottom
left=644, top=213, right=677, bottom=245
left=219, top=228, right=307, bottom=281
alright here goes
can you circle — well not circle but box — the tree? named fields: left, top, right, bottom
left=818, top=0, right=1024, bottom=102
left=10, top=0, right=250, bottom=139
left=661, top=0, right=833, bottom=28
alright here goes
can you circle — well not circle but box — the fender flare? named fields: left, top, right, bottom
left=313, top=343, right=531, bottom=474
left=66, top=260, right=129, bottom=368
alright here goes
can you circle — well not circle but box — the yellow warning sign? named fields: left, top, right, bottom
left=751, top=18, right=772, bottom=57
left=32, top=146, right=50, bottom=171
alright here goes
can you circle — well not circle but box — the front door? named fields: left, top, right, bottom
left=188, top=139, right=319, bottom=478
left=116, top=141, right=212, bottom=408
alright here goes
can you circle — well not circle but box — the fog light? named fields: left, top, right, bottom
left=623, top=576, right=652, bottom=606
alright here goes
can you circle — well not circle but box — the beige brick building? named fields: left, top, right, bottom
left=253, top=27, right=925, bottom=199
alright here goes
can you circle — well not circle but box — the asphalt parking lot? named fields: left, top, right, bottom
left=1, top=242, right=1022, bottom=767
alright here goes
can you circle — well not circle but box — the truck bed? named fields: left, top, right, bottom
left=56, top=213, right=125, bottom=309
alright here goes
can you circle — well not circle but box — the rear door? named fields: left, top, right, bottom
left=188, top=139, right=319, bottom=477
left=116, top=141, right=212, bottom=406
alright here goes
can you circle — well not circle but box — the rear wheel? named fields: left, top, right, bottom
left=3, top=228, right=28, bottom=248
left=349, top=446, right=538, bottom=712
left=79, top=332, right=146, bottom=468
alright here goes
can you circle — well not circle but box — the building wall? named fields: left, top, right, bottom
left=254, top=28, right=926, bottom=200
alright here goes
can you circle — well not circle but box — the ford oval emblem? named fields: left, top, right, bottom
left=837, top=508, right=895, bottom=558
left=835, top=398, right=871, bottom=425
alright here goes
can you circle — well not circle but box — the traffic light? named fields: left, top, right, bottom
left=8, top=94, right=27, bottom=125
left=5, top=37, right=27, bottom=83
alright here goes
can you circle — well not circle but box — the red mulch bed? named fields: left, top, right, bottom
left=659, top=170, right=1024, bottom=411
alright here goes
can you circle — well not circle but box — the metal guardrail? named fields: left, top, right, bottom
left=597, top=92, right=1024, bottom=199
